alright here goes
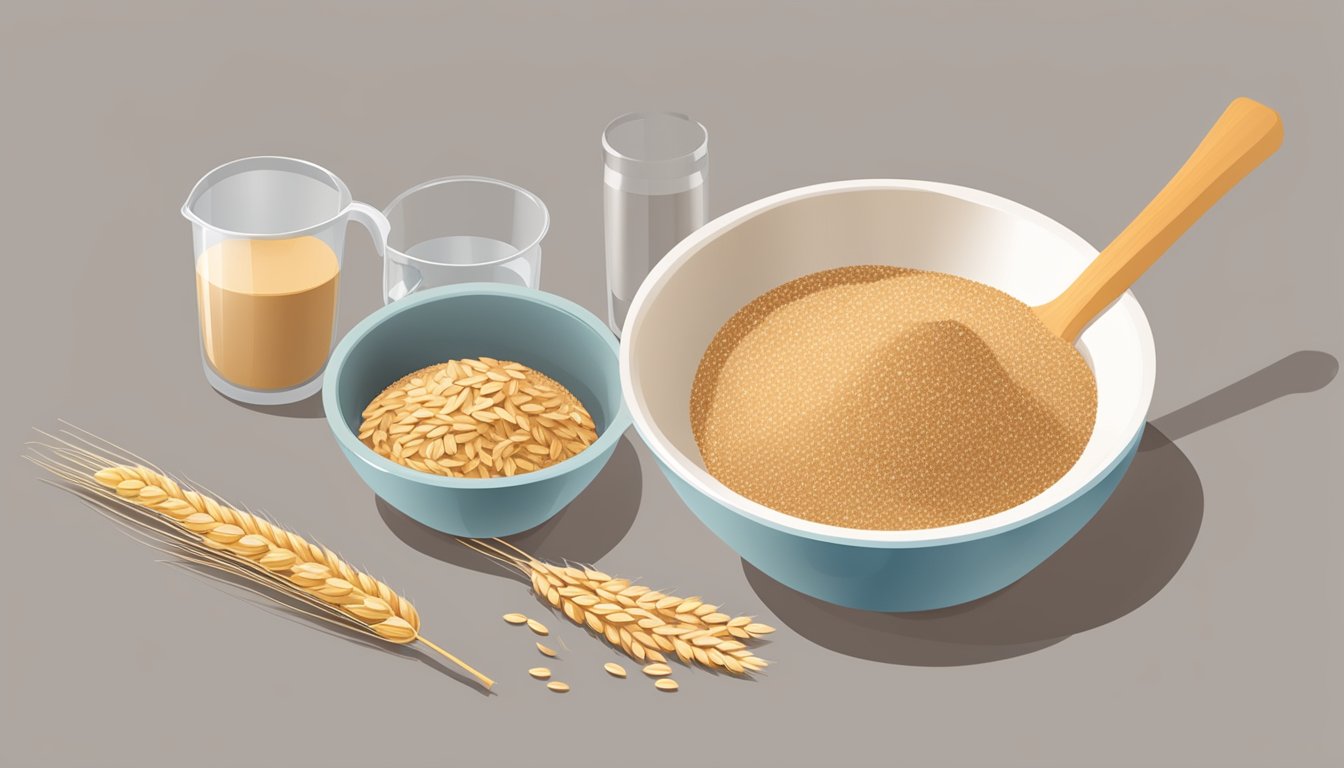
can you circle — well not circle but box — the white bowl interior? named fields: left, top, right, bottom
left=622, top=180, right=1155, bottom=544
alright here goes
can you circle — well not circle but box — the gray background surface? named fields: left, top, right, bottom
left=2, top=1, right=1340, bottom=766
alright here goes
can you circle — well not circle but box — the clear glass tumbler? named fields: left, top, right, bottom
left=182, top=156, right=389, bottom=405
left=382, top=176, right=549, bottom=302
left=603, top=112, right=708, bottom=336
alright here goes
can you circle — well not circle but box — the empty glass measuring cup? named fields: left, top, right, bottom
left=382, top=176, right=549, bottom=301
left=182, top=156, right=389, bottom=405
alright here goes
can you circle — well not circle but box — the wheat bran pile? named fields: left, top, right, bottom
left=690, top=265, right=1097, bottom=530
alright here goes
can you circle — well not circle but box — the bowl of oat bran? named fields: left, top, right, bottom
left=324, top=283, right=629, bottom=537
left=619, top=180, right=1155, bottom=611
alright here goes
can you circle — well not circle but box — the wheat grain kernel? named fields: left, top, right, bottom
left=642, top=663, right=672, bottom=677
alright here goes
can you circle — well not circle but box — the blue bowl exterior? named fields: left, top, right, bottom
left=656, top=427, right=1144, bottom=612
left=324, top=284, right=630, bottom=538
left=336, top=437, right=618, bottom=538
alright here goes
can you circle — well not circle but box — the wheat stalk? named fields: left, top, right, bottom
left=27, top=426, right=493, bottom=690
left=462, top=539, right=774, bottom=675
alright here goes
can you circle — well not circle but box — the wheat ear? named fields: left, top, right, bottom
left=463, top=539, right=773, bottom=675
left=29, top=430, right=492, bottom=689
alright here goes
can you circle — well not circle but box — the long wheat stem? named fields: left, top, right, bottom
left=29, top=431, right=493, bottom=689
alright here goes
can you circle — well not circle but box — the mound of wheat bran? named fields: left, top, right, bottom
left=690, top=266, right=1097, bottom=531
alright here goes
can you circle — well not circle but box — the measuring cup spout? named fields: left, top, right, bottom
left=181, top=160, right=227, bottom=227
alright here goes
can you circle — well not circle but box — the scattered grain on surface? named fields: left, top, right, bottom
left=526, top=618, right=550, bottom=636
left=536, top=642, right=557, bottom=657
left=502, top=613, right=528, bottom=625
left=546, top=681, right=570, bottom=693
left=690, top=265, right=1098, bottom=530
left=642, top=663, right=672, bottom=677
left=528, top=667, right=551, bottom=680
left=654, top=679, right=679, bottom=692
left=604, top=662, right=627, bottom=678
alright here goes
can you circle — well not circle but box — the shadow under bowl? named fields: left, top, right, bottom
left=324, top=283, right=630, bottom=538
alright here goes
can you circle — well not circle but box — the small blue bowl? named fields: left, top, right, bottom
left=323, top=284, right=630, bottom=538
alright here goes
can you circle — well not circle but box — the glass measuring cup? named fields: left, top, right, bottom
left=182, top=156, right=389, bottom=405
left=382, top=176, right=549, bottom=301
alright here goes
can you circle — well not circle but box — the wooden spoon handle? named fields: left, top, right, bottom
left=1034, top=97, right=1283, bottom=341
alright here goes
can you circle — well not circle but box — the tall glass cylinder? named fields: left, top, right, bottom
left=603, top=112, right=708, bottom=336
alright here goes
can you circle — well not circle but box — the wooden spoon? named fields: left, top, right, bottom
left=1034, top=97, right=1283, bottom=341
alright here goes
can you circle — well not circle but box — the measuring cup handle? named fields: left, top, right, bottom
left=346, top=202, right=395, bottom=303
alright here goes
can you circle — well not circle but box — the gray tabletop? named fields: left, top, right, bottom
left=3, top=2, right=1340, bottom=766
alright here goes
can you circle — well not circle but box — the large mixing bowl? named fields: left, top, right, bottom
left=620, top=180, right=1155, bottom=612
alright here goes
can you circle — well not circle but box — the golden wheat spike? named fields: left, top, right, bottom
left=29, top=432, right=491, bottom=690
left=462, top=538, right=773, bottom=675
